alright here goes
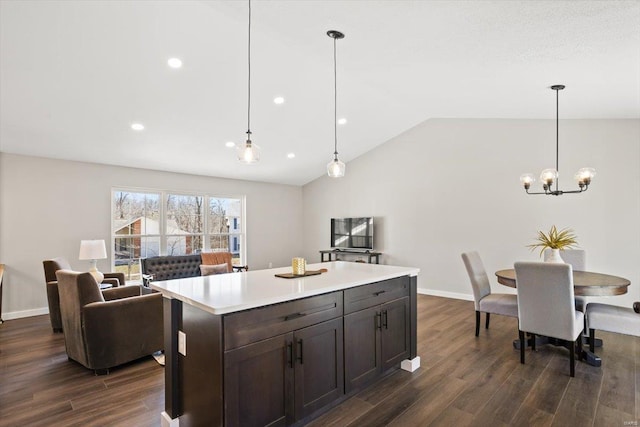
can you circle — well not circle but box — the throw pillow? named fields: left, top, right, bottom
left=200, top=263, right=230, bottom=276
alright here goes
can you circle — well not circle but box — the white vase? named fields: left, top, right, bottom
left=544, top=248, right=565, bottom=263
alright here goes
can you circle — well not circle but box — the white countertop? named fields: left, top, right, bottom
left=150, top=261, right=420, bottom=315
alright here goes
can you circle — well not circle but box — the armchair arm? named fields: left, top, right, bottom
left=82, top=293, right=163, bottom=369
left=103, top=272, right=125, bottom=287
left=102, top=285, right=142, bottom=301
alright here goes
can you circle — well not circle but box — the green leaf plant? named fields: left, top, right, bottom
left=527, top=225, right=578, bottom=258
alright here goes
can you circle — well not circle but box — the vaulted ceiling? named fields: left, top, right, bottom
left=1, top=1, right=638, bottom=185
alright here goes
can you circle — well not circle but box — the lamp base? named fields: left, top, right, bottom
left=88, top=264, right=104, bottom=284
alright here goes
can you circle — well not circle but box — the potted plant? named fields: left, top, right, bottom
left=527, top=225, right=578, bottom=263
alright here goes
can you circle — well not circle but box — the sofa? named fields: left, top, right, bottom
left=141, top=252, right=243, bottom=286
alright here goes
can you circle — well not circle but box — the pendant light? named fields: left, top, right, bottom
left=327, top=30, right=345, bottom=178
left=238, top=0, right=260, bottom=164
left=520, top=85, right=595, bottom=195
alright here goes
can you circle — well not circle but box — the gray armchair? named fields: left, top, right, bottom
left=43, top=257, right=126, bottom=332
left=514, top=262, right=584, bottom=377
left=461, top=251, right=518, bottom=337
left=56, top=270, right=163, bottom=374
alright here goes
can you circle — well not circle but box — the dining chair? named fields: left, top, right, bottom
left=461, top=252, right=518, bottom=337
left=514, top=262, right=584, bottom=377
left=586, top=303, right=640, bottom=352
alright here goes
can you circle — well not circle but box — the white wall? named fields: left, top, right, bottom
left=302, top=119, right=640, bottom=307
left=0, top=153, right=303, bottom=319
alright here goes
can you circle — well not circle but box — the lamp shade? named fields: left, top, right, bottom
left=79, top=240, right=107, bottom=260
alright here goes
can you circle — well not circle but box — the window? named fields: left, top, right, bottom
left=208, top=197, right=242, bottom=259
left=166, top=194, right=204, bottom=256
left=112, top=189, right=245, bottom=282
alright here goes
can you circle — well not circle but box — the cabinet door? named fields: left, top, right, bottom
left=380, top=296, right=410, bottom=371
left=344, top=305, right=381, bottom=393
left=293, top=317, right=344, bottom=420
left=224, top=333, right=294, bottom=427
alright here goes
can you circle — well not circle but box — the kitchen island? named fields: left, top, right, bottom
left=151, top=261, right=420, bottom=427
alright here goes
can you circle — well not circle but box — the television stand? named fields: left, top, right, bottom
left=320, top=249, right=381, bottom=264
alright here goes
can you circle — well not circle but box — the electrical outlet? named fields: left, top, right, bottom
left=178, top=330, right=186, bottom=356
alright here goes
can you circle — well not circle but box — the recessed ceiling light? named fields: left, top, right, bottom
left=168, top=58, right=183, bottom=69
left=338, top=118, right=347, bottom=125
left=287, top=153, right=295, bottom=159
left=225, top=141, right=236, bottom=148
left=131, top=123, right=145, bottom=131
left=273, top=96, right=285, bottom=105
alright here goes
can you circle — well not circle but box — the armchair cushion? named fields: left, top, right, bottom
left=102, top=285, right=142, bottom=300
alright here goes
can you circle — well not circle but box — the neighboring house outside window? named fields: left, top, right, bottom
left=112, top=189, right=245, bottom=282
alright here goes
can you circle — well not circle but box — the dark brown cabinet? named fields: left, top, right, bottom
left=224, top=317, right=343, bottom=426
left=161, top=274, right=417, bottom=427
left=344, top=296, right=410, bottom=394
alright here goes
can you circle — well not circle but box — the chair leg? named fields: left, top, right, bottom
left=485, top=312, right=490, bottom=329
left=570, top=341, right=575, bottom=377
left=475, top=311, right=480, bottom=337
left=577, top=335, right=583, bottom=361
left=531, top=333, right=536, bottom=351
left=589, top=328, right=595, bottom=353
left=519, top=330, right=525, bottom=364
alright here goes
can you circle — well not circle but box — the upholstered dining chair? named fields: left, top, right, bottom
left=43, top=257, right=126, bottom=332
left=586, top=302, right=640, bottom=352
left=56, top=270, right=163, bottom=374
left=462, top=251, right=518, bottom=337
left=514, top=262, right=584, bottom=377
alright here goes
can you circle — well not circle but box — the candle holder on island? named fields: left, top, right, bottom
left=292, top=257, right=306, bottom=275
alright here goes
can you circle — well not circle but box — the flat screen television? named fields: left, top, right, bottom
left=331, top=217, right=374, bottom=251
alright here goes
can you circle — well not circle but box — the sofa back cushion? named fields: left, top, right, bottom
left=141, top=254, right=202, bottom=282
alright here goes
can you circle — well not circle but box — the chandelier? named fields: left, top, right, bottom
left=520, top=85, right=595, bottom=195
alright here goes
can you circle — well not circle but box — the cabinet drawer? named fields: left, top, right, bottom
left=344, top=277, right=409, bottom=314
left=224, top=292, right=343, bottom=350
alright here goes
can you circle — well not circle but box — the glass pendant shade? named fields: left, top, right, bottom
left=575, top=167, right=596, bottom=184
left=519, top=173, right=535, bottom=185
left=540, top=168, right=558, bottom=185
left=327, top=158, right=346, bottom=178
left=237, top=140, right=260, bottom=164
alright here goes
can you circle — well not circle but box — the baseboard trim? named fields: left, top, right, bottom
left=2, top=307, right=49, bottom=321
left=417, top=288, right=473, bottom=301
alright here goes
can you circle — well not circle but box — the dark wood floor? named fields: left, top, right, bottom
left=1, top=295, right=638, bottom=426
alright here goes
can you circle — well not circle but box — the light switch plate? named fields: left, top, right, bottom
left=178, top=330, right=186, bottom=356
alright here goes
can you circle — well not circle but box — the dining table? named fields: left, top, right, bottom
left=495, top=268, right=631, bottom=367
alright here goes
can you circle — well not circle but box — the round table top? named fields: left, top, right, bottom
left=495, top=269, right=630, bottom=297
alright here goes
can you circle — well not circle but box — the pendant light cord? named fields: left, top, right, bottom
left=247, top=0, right=252, bottom=137
left=333, top=36, right=338, bottom=159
